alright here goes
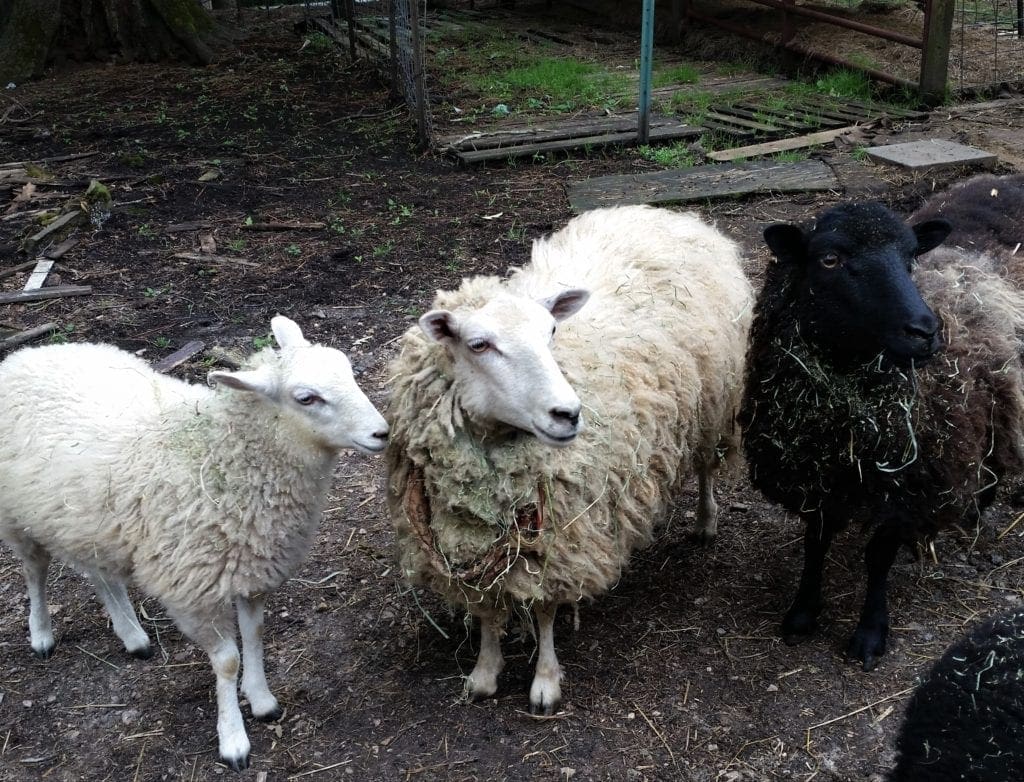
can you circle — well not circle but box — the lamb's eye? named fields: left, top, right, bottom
left=467, top=339, right=490, bottom=354
left=551, top=324, right=557, bottom=337
left=820, top=252, right=841, bottom=269
left=295, top=391, right=324, bottom=406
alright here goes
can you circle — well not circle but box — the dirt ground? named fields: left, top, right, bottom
left=2, top=5, right=1024, bottom=782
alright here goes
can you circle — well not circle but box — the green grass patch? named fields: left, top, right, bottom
left=653, top=63, right=701, bottom=88
left=473, top=57, right=631, bottom=112
left=814, top=69, right=873, bottom=102
left=638, top=142, right=699, bottom=168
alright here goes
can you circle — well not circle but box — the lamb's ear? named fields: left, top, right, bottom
left=208, top=366, right=278, bottom=397
left=912, top=219, right=953, bottom=256
left=541, top=288, right=590, bottom=322
left=419, top=310, right=459, bottom=344
left=271, top=316, right=310, bottom=351
left=763, top=223, right=806, bottom=265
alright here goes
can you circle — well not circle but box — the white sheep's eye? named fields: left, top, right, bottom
left=820, top=252, right=841, bottom=269
left=294, top=390, right=324, bottom=406
left=467, top=338, right=490, bottom=354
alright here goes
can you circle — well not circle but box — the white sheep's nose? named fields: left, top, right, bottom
left=549, top=404, right=580, bottom=429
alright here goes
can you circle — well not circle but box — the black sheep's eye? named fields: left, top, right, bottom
left=467, top=339, right=490, bottom=354
left=295, top=391, right=324, bottom=406
left=820, top=252, right=841, bottom=269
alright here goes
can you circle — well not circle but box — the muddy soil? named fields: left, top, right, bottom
left=2, top=5, right=1024, bottom=782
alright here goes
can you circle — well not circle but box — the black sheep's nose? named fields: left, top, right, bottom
left=905, top=311, right=940, bottom=341
left=550, top=406, right=580, bottom=428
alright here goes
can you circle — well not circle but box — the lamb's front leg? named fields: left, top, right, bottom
left=176, top=610, right=250, bottom=771
left=237, top=594, right=283, bottom=721
left=529, top=601, right=562, bottom=716
left=465, top=610, right=507, bottom=701
left=17, top=540, right=55, bottom=659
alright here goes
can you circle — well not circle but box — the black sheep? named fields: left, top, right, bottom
left=740, top=180, right=1024, bottom=670
left=889, top=609, right=1024, bottom=781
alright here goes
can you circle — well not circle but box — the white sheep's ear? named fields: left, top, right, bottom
left=419, top=310, right=459, bottom=344
left=541, top=289, right=590, bottom=322
left=208, top=366, right=278, bottom=397
left=270, top=316, right=310, bottom=351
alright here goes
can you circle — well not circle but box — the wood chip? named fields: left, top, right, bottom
left=152, top=340, right=206, bottom=373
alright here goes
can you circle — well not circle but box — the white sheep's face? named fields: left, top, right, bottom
left=209, top=316, right=389, bottom=455
left=419, top=289, right=589, bottom=447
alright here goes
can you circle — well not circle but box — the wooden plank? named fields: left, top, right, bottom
left=702, top=111, right=781, bottom=133
left=455, top=124, right=702, bottom=164
left=699, top=120, right=755, bottom=139
left=23, top=260, right=54, bottom=292
left=172, top=252, right=258, bottom=267
left=439, top=114, right=683, bottom=152
left=0, top=322, right=58, bottom=351
left=44, top=236, right=79, bottom=259
left=566, top=159, right=839, bottom=212
left=153, top=340, right=206, bottom=373
left=707, top=126, right=860, bottom=162
left=721, top=105, right=811, bottom=131
left=794, top=97, right=876, bottom=123
left=0, top=260, right=38, bottom=281
left=23, top=210, right=86, bottom=255
left=0, top=285, right=92, bottom=304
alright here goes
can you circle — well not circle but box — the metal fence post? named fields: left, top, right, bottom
left=638, top=0, right=655, bottom=145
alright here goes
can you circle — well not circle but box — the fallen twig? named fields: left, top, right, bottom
left=240, top=221, right=326, bottom=231
left=172, top=252, right=258, bottom=268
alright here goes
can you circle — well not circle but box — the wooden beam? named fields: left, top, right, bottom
left=0, top=285, right=92, bottom=304
left=153, top=340, right=206, bottom=373
left=567, top=159, right=839, bottom=212
left=707, top=126, right=860, bottom=162
left=920, top=0, right=956, bottom=103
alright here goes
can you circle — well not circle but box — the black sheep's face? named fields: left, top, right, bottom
left=763, top=203, right=953, bottom=368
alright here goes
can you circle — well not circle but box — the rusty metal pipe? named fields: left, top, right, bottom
left=685, top=9, right=919, bottom=89
left=742, top=0, right=924, bottom=49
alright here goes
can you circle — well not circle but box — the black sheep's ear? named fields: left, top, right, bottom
left=763, top=223, right=806, bottom=265
left=912, top=219, right=953, bottom=256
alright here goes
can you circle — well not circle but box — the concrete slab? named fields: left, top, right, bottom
left=865, top=139, right=998, bottom=171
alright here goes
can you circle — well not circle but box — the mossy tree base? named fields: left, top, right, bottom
left=0, top=0, right=226, bottom=84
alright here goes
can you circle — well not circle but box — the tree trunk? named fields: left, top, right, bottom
left=0, top=0, right=226, bottom=85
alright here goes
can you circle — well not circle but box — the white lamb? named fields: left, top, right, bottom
left=386, top=204, right=753, bottom=714
left=0, top=316, right=388, bottom=770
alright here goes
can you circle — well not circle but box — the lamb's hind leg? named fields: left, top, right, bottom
left=237, top=594, right=282, bottom=722
left=89, top=572, right=152, bottom=659
left=694, top=466, right=719, bottom=544
left=16, top=540, right=55, bottom=659
left=529, top=601, right=562, bottom=716
left=465, top=609, right=507, bottom=702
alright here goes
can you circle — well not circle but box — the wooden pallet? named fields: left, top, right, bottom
left=566, top=158, right=839, bottom=212
left=439, top=114, right=702, bottom=164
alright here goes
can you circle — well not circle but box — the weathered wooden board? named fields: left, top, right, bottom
left=865, top=139, right=998, bottom=170
left=567, top=159, right=839, bottom=212
left=439, top=114, right=697, bottom=154
left=707, top=126, right=859, bottom=162
left=453, top=123, right=702, bottom=164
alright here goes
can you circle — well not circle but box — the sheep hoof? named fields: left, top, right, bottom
left=845, top=627, right=888, bottom=672
left=688, top=530, right=717, bottom=547
left=221, top=752, right=250, bottom=772
left=129, top=645, right=154, bottom=660
left=32, top=644, right=55, bottom=661
left=781, top=606, right=820, bottom=644
left=254, top=705, right=284, bottom=723
left=529, top=699, right=559, bottom=717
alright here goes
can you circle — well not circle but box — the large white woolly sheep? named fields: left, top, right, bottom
left=0, top=317, right=388, bottom=770
left=386, top=205, right=753, bottom=714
